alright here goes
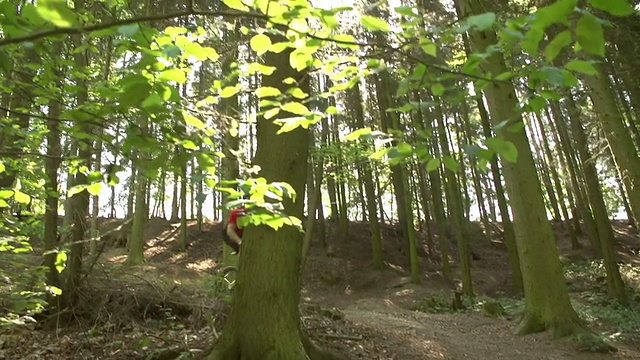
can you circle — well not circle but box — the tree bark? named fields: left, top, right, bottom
left=209, top=30, right=340, bottom=360
left=456, top=0, right=586, bottom=336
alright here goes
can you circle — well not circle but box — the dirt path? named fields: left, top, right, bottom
left=331, top=296, right=640, bottom=360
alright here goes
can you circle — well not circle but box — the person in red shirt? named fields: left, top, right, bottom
left=223, top=196, right=248, bottom=254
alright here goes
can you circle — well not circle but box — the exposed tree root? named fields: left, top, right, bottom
left=516, top=312, right=617, bottom=353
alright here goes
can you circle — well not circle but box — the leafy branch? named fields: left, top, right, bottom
left=0, top=9, right=267, bottom=47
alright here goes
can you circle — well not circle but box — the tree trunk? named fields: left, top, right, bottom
left=63, top=0, right=92, bottom=310
left=435, top=103, right=471, bottom=294
left=476, top=93, right=523, bottom=294
left=208, top=30, right=339, bottom=360
left=582, top=62, right=640, bottom=226
left=456, top=0, right=585, bottom=336
left=178, top=160, right=188, bottom=252
left=126, top=116, right=149, bottom=264
left=554, top=98, right=602, bottom=256
left=567, top=95, right=627, bottom=304
left=349, top=83, right=384, bottom=269
left=43, top=42, right=64, bottom=318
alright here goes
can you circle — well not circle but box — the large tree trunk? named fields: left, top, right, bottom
left=455, top=0, right=586, bottom=337
left=208, top=30, right=339, bottom=360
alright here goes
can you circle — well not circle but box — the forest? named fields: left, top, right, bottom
left=1, top=0, right=640, bottom=359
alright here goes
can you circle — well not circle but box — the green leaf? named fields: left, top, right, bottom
left=426, top=158, right=440, bottom=172
left=360, top=15, right=391, bottom=32
left=0, top=190, right=13, bottom=199
left=36, top=0, right=78, bottom=27
left=142, top=93, right=163, bottom=110
left=344, top=127, right=372, bottom=141
left=576, top=13, right=605, bottom=57
left=544, top=30, right=572, bottom=62
left=87, top=183, right=102, bottom=196
left=13, top=191, right=30, bottom=204
left=220, top=86, right=240, bottom=98
left=467, top=12, right=496, bottom=31
left=443, top=156, right=459, bottom=172
left=0, top=163, right=5, bottom=174
left=369, top=148, right=390, bottom=160
left=250, top=33, right=272, bottom=56
left=55, top=251, right=67, bottom=274
left=486, top=137, right=518, bottom=163
left=264, top=107, right=280, bottom=120
left=182, top=111, right=206, bottom=129
left=564, top=60, right=599, bottom=75
left=158, top=68, right=187, bottom=83
left=397, top=142, right=412, bottom=155
left=395, top=5, right=418, bottom=17
left=255, top=86, right=282, bottom=98
left=525, top=96, right=547, bottom=113
left=118, top=24, right=140, bottom=37
left=222, top=0, right=250, bottom=11
left=533, top=0, right=576, bottom=28
left=248, top=62, right=276, bottom=75
left=431, top=83, right=445, bottom=97
left=288, top=87, right=308, bottom=99
left=281, top=102, right=311, bottom=116
left=588, top=0, right=634, bottom=16
left=48, top=285, right=62, bottom=296
left=68, top=184, right=88, bottom=197
left=289, top=48, right=314, bottom=71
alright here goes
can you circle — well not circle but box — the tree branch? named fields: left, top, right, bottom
left=0, top=9, right=267, bottom=47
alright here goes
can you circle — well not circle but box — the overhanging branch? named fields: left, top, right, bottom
left=0, top=9, right=267, bottom=47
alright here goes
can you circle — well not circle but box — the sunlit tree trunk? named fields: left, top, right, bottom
left=209, top=30, right=338, bottom=360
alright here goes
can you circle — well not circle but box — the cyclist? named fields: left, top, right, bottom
left=223, top=194, right=248, bottom=254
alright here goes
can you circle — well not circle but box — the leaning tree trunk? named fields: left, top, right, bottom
left=582, top=61, right=640, bottom=226
left=566, top=95, right=627, bottom=304
left=208, top=29, right=340, bottom=360
left=455, top=0, right=586, bottom=337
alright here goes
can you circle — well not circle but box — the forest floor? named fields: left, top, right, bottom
left=3, top=218, right=640, bottom=360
